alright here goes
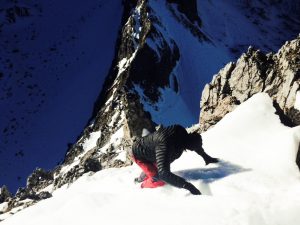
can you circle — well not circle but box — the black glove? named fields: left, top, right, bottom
left=205, top=157, right=219, bottom=165
left=183, top=182, right=201, bottom=195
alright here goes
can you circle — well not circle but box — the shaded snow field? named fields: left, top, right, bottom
left=2, top=93, right=300, bottom=225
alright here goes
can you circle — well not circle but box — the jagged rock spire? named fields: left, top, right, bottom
left=0, top=185, right=12, bottom=204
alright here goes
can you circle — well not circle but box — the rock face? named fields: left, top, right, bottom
left=166, top=0, right=208, bottom=41
left=0, top=186, right=12, bottom=204
left=26, top=168, right=53, bottom=192
left=0, top=170, right=53, bottom=216
left=200, top=35, right=300, bottom=131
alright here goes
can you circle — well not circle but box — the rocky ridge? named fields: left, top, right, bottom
left=199, top=35, right=300, bottom=169
left=200, top=34, right=300, bottom=131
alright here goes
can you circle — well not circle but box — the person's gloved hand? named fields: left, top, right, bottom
left=134, top=172, right=147, bottom=183
left=183, top=182, right=201, bottom=195
left=205, top=157, right=219, bottom=165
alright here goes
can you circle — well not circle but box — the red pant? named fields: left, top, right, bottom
left=134, top=158, right=165, bottom=188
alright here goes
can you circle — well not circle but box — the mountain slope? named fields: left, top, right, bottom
left=69, top=0, right=300, bottom=166
left=56, top=0, right=300, bottom=195
left=0, top=0, right=123, bottom=192
left=1, top=0, right=300, bottom=217
left=1, top=93, right=300, bottom=225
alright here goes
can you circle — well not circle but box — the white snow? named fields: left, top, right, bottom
left=142, top=128, right=150, bottom=137
left=2, top=93, right=300, bottom=225
left=109, top=112, right=119, bottom=127
left=82, top=131, right=101, bottom=152
left=58, top=131, right=101, bottom=176
left=37, top=184, right=54, bottom=194
left=58, top=160, right=80, bottom=176
left=132, top=4, right=143, bottom=45
left=109, top=109, right=125, bottom=128
left=2, top=0, right=299, bottom=193
left=98, top=126, right=125, bottom=156
left=104, top=94, right=115, bottom=106
left=295, top=91, right=300, bottom=111
left=0, top=202, right=8, bottom=213
left=110, top=127, right=124, bottom=147
left=116, top=51, right=137, bottom=77
left=113, top=151, right=127, bottom=162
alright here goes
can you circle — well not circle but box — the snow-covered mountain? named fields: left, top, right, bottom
left=1, top=0, right=300, bottom=220
left=56, top=0, right=300, bottom=196
left=0, top=0, right=123, bottom=192
left=1, top=93, right=300, bottom=225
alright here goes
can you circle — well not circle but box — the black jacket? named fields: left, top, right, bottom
left=132, top=125, right=204, bottom=188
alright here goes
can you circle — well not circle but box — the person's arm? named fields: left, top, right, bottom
left=194, top=147, right=219, bottom=165
left=155, top=141, right=201, bottom=195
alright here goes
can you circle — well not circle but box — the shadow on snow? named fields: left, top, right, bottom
left=175, top=160, right=250, bottom=184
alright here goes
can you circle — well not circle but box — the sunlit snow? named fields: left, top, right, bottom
left=2, top=93, right=300, bottom=225
left=82, top=131, right=101, bottom=152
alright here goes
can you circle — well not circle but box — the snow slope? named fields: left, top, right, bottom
left=2, top=93, right=300, bottom=225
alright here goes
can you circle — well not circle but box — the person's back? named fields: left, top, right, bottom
left=132, top=124, right=188, bottom=163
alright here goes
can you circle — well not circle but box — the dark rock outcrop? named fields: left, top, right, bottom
left=53, top=165, right=84, bottom=189
left=200, top=35, right=300, bottom=131
left=83, top=158, right=102, bottom=173
left=3, top=187, right=52, bottom=215
left=15, top=188, right=51, bottom=201
left=0, top=186, right=12, bottom=204
left=0, top=168, right=53, bottom=216
left=26, top=168, right=53, bottom=192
